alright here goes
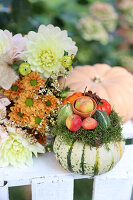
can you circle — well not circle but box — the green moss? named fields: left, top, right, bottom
left=52, top=110, right=125, bottom=148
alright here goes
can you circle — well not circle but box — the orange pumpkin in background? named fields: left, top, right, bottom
left=60, top=64, right=133, bottom=122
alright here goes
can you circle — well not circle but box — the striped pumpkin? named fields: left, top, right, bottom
left=54, top=136, right=125, bottom=176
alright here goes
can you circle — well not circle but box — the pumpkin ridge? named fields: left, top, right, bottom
left=93, top=148, right=99, bottom=175
left=81, top=143, right=85, bottom=175
left=94, top=64, right=111, bottom=76
left=108, top=160, right=114, bottom=171
left=118, top=142, right=122, bottom=158
left=108, top=147, right=115, bottom=171
left=67, top=142, right=74, bottom=172
left=99, top=84, right=110, bottom=100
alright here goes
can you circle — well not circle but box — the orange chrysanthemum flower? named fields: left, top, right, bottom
left=20, top=72, right=45, bottom=91
left=17, top=91, right=38, bottom=115
left=17, top=91, right=46, bottom=116
left=4, top=79, right=22, bottom=100
left=43, top=93, right=59, bottom=114
left=9, top=105, right=30, bottom=125
left=29, top=114, right=48, bottom=133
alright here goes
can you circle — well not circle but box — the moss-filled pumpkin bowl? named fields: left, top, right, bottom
left=52, top=91, right=125, bottom=176
left=53, top=136, right=125, bottom=175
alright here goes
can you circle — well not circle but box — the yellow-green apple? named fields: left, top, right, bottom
left=75, top=96, right=94, bottom=113
left=82, top=117, right=97, bottom=130
left=66, top=114, right=82, bottom=131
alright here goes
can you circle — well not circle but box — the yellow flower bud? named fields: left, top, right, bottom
left=60, top=55, right=74, bottom=70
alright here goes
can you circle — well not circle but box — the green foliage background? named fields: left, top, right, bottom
left=1, top=0, right=133, bottom=72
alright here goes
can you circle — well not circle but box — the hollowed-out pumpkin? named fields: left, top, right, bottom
left=54, top=136, right=125, bottom=176
left=60, top=64, right=133, bottom=122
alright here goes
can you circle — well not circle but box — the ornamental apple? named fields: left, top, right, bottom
left=66, top=114, right=82, bottom=132
left=75, top=96, right=94, bottom=113
left=82, top=117, right=97, bottom=130
left=19, top=62, right=31, bottom=76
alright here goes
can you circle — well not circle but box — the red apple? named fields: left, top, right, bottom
left=75, top=96, right=94, bottom=113
left=66, top=114, right=82, bottom=132
left=82, top=117, right=97, bottom=130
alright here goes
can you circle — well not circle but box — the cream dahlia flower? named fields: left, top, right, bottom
left=0, top=126, right=45, bottom=167
left=24, top=24, right=78, bottom=78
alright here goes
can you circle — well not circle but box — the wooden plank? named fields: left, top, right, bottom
left=1, top=152, right=70, bottom=187
left=92, top=178, right=133, bottom=200
left=0, top=176, right=4, bottom=186
left=32, top=176, right=74, bottom=200
left=0, top=182, right=9, bottom=200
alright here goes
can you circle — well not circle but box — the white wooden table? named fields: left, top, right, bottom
left=0, top=121, right=133, bottom=200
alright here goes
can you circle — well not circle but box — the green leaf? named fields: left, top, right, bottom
left=11, top=64, right=19, bottom=71
left=11, top=0, right=31, bottom=24
left=64, top=87, right=70, bottom=92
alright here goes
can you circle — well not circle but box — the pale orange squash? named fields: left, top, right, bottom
left=60, top=64, right=133, bottom=122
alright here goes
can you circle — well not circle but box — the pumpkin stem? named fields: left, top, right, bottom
left=92, top=76, right=102, bottom=83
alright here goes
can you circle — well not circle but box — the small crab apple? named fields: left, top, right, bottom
left=82, top=117, right=97, bottom=130
left=66, top=114, right=82, bottom=132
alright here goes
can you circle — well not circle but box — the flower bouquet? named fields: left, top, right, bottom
left=0, top=24, right=77, bottom=167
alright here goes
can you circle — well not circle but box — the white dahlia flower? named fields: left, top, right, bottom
left=0, top=126, right=45, bottom=167
left=24, top=24, right=78, bottom=78
left=0, top=98, right=10, bottom=120
left=0, top=30, right=26, bottom=89
left=0, top=29, right=26, bottom=63
left=0, top=125, right=8, bottom=140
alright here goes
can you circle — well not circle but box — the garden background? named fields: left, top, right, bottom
left=0, top=0, right=133, bottom=199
